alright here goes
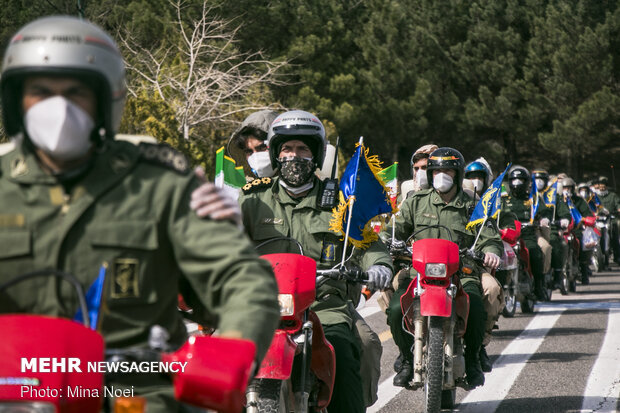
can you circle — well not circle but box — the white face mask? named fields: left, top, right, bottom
left=470, top=178, right=484, bottom=194
left=535, top=179, right=546, bottom=190
left=416, top=170, right=429, bottom=189
left=433, top=172, right=453, bottom=193
left=25, top=96, right=95, bottom=161
left=247, top=150, right=274, bottom=178
left=563, top=189, right=573, bottom=198
left=579, top=190, right=588, bottom=198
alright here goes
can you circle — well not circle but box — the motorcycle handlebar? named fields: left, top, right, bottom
left=460, top=248, right=486, bottom=265
left=316, top=268, right=368, bottom=287
left=0, top=269, right=90, bottom=329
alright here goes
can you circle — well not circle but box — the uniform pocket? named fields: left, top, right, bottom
left=0, top=229, right=31, bottom=259
left=89, top=222, right=159, bottom=305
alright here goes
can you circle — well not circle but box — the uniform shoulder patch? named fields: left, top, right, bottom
left=137, top=142, right=190, bottom=175
left=242, top=176, right=272, bottom=193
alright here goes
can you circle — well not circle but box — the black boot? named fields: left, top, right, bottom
left=553, top=270, right=567, bottom=295
left=581, top=265, right=591, bottom=285
left=393, top=358, right=413, bottom=387
left=393, top=352, right=404, bottom=373
left=479, top=345, right=492, bottom=373
left=534, top=277, right=546, bottom=301
left=464, top=346, right=485, bottom=388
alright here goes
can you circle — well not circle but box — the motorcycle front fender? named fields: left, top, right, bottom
left=420, top=285, right=452, bottom=317
left=255, top=330, right=297, bottom=379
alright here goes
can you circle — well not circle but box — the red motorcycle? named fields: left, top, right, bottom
left=562, top=216, right=597, bottom=291
left=390, top=225, right=485, bottom=413
left=498, top=220, right=536, bottom=316
left=246, top=238, right=366, bottom=413
left=0, top=270, right=257, bottom=413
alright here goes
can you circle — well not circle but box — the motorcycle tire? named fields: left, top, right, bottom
left=502, top=288, right=517, bottom=318
left=424, top=316, right=445, bottom=413
left=441, top=388, right=456, bottom=409
left=250, top=378, right=289, bottom=413
left=521, top=297, right=535, bottom=313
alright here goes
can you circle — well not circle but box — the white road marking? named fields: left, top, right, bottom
left=457, top=306, right=565, bottom=412
left=367, top=373, right=403, bottom=413
left=359, top=305, right=381, bottom=318
left=581, top=308, right=620, bottom=413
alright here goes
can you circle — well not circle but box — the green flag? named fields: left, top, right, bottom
left=378, top=162, right=398, bottom=207
left=214, top=147, right=245, bottom=199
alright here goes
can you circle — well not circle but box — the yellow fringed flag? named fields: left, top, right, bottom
left=465, top=164, right=511, bottom=231
left=329, top=141, right=396, bottom=248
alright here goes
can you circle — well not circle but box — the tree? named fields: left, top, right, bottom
left=118, top=0, right=287, bottom=142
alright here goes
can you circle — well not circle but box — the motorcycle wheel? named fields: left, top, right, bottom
left=250, top=378, right=289, bottom=413
left=591, top=251, right=600, bottom=273
left=441, top=388, right=456, bottom=409
left=424, top=316, right=445, bottom=413
left=502, top=288, right=517, bottom=318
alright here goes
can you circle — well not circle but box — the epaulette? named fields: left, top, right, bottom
left=242, top=176, right=272, bottom=193
left=137, top=142, right=190, bottom=175
left=411, top=188, right=433, bottom=197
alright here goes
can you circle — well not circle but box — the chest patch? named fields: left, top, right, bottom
left=321, top=242, right=337, bottom=263
left=422, top=213, right=438, bottom=219
left=0, top=214, right=25, bottom=227
left=111, top=258, right=140, bottom=299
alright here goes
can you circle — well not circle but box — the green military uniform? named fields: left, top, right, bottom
left=500, top=195, right=547, bottom=293
left=566, top=194, right=595, bottom=273
left=0, top=140, right=280, bottom=412
left=239, top=176, right=392, bottom=413
left=382, top=188, right=503, bottom=364
left=598, top=190, right=620, bottom=263
left=537, top=195, right=571, bottom=272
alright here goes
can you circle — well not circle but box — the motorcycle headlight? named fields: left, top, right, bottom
left=278, top=294, right=294, bottom=316
left=425, top=263, right=447, bottom=277
left=0, top=402, right=56, bottom=413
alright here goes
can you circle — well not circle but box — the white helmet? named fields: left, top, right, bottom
left=1, top=16, right=126, bottom=138
left=267, top=110, right=327, bottom=169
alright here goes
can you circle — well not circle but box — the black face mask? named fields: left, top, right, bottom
left=278, top=156, right=315, bottom=187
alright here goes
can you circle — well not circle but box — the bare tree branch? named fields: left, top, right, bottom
left=119, top=0, right=287, bottom=140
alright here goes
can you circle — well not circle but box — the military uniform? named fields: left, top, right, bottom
left=382, top=188, right=503, bottom=366
left=0, top=140, right=280, bottom=412
left=598, top=190, right=620, bottom=263
left=537, top=196, right=571, bottom=272
left=239, top=176, right=392, bottom=413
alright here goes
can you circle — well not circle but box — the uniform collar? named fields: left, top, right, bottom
left=1, top=139, right=138, bottom=187
left=430, top=188, right=468, bottom=209
left=273, top=176, right=320, bottom=208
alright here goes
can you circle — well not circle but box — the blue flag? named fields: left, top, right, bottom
left=329, top=141, right=394, bottom=248
left=587, top=193, right=602, bottom=213
left=74, top=264, right=106, bottom=330
left=466, top=164, right=511, bottom=230
left=541, top=178, right=558, bottom=208
left=528, top=175, right=540, bottom=224
left=565, top=195, right=583, bottom=226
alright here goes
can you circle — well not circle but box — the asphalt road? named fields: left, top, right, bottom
left=361, top=264, right=620, bottom=413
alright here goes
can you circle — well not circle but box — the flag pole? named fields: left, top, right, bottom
left=391, top=213, right=396, bottom=243
left=340, top=137, right=364, bottom=266
left=470, top=216, right=487, bottom=252
left=341, top=196, right=356, bottom=266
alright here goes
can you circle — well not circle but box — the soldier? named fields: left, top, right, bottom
left=0, top=16, right=280, bottom=412
left=237, top=110, right=393, bottom=412
left=562, top=177, right=596, bottom=284
left=383, top=147, right=502, bottom=388
left=594, top=176, right=620, bottom=264
left=226, top=109, right=280, bottom=179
